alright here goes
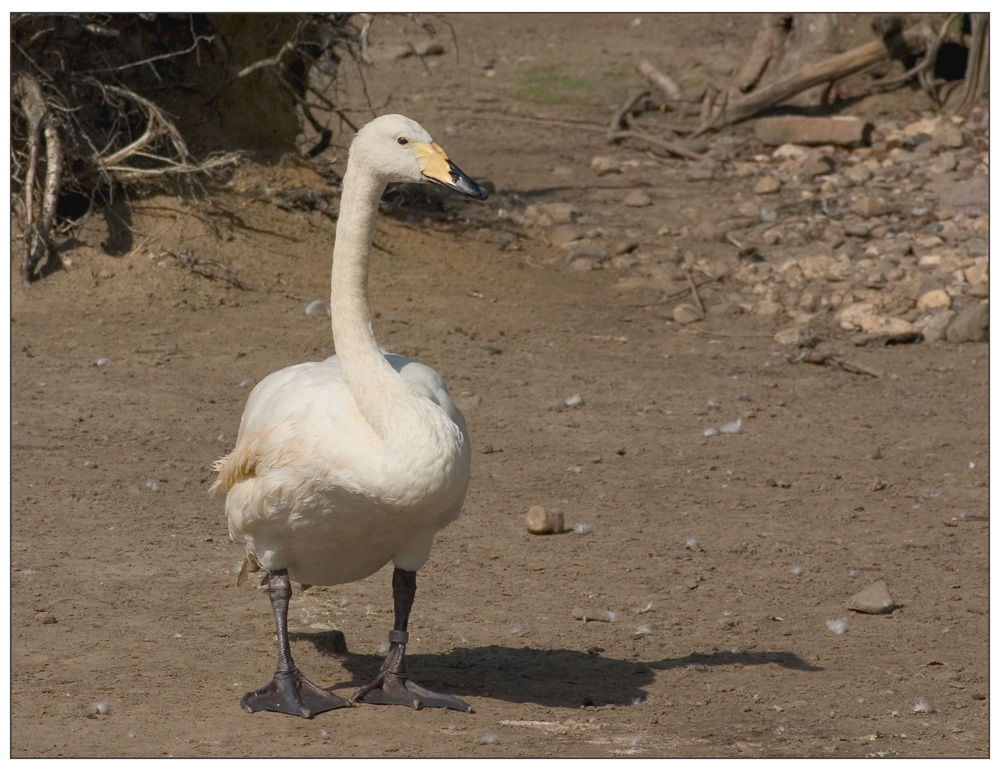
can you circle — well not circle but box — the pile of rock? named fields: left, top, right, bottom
left=518, top=109, right=989, bottom=344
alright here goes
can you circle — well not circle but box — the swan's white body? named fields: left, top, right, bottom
left=213, top=115, right=473, bottom=588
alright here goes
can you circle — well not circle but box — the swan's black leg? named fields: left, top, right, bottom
left=240, top=569, right=349, bottom=718
left=352, top=567, right=470, bottom=712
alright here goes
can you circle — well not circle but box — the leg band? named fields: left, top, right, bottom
left=388, top=630, right=408, bottom=644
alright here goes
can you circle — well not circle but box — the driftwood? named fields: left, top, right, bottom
left=607, top=90, right=704, bottom=160
left=13, top=73, right=62, bottom=282
left=732, top=14, right=788, bottom=94
left=956, top=13, right=989, bottom=113
left=634, top=55, right=682, bottom=102
left=698, top=22, right=932, bottom=133
left=787, top=350, right=882, bottom=378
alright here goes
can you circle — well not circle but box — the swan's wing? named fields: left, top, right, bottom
left=213, top=359, right=362, bottom=494
left=385, top=354, right=467, bottom=431
left=236, top=359, right=345, bottom=440
left=212, top=354, right=467, bottom=496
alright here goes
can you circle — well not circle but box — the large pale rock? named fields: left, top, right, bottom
left=798, top=253, right=849, bottom=280
left=916, top=310, right=956, bottom=343
left=946, top=302, right=989, bottom=343
left=526, top=505, right=564, bottom=535
left=754, top=176, right=781, bottom=195
left=847, top=581, right=896, bottom=614
left=624, top=190, right=652, bottom=208
left=917, top=289, right=951, bottom=311
left=836, top=302, right=874, bottom=330
left=538, top=202, right=577, bottom=224
left=673, top=304, right=703, bottom=325
left=940, top=176, right=988, bottom=216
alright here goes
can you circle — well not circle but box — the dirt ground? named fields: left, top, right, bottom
left=10, top=14, right=989, bottom=758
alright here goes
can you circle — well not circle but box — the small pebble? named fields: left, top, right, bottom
left=95, top=358, right=110, bottom=367
left=754, top=176, right=781, bottom=195
left=564, top=394, right=583, bottom=408
left=526, top=505, right=564, bottom=535
left=826, top=618, right=848, bottom=634
left=847, top=580, right=895, bottom=614
left=673, top=304, right=702, bottom=325
left=624, top=190, right=652, bottom=208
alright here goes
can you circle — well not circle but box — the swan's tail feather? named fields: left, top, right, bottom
left=209, top=439, right=261, bottom=496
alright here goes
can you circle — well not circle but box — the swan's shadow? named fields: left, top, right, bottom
left=292, top=633, right=821, bottom=708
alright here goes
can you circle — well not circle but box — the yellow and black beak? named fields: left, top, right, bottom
left=412, top=142, right=490, bottom=200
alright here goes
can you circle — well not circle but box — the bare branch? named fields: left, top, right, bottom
left=82, top=32, right=215, bottom=74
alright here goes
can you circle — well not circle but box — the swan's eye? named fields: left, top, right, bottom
left=397, top=137, right=409, bottom=145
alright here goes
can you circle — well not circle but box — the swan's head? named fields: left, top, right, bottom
left=350, top=114, right=489, bottom=200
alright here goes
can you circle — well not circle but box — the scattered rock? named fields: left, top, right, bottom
left=934, top=125, right=964, bottom=148
left=564, top=239, right=609, bottom=265
left=929, top=152, right=958, bottom=174
left=946, top=301, right=988, bottom=344
left=548, top=224, right=582, bottom=248
left=847, top=580, right=896, bottom=614
left=526, top=505, right=564, bottom=535
left=851, top=195, right=884, bottom=218
left=916, top=289, right=951, bottom=312
left=844, top=164, right=873, bottom=184
left=774, top=326, right=807, bottom=345
left=964, top=261, right=988, bottom=287
left=836, top=302, right=879, bottom=332
left=623, top=190, right=652, bottom=208
left=706, top=302, right=742, bottom=317
left=772, top=143, right=809, bottom=159
left=538, top=202, right=577, bottom=224
left=590, top=155, right=621, bottom=175
left=843, top=220, right=871, bottom=238
left=613, top=238, right=640, bottom=255
left=519, top=106, right=985, bottom=350
left=939, top=176, right=988, bottom=216
left=673, top=304, right=703, bottom=325
left=753, top=176, right=781, bottom=195
left=916, top=310, right=956, bottom=343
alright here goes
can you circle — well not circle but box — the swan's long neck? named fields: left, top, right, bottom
left=331, top=162, right=414, bottom=438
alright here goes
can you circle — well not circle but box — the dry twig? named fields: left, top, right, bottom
left=634, top=55, right=682, bottom=101
left=787, top=350, right=882, bottom=378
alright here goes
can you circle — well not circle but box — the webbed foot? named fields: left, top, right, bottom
left=241, top=668, right=349, bottom=718
left=352, top=669, right=470, bottom=712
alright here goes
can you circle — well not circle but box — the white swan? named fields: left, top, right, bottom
left=212, top=114, right=488, bottom=718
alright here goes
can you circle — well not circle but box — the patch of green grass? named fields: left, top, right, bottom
left=509, top=62, right=634, bottom=106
